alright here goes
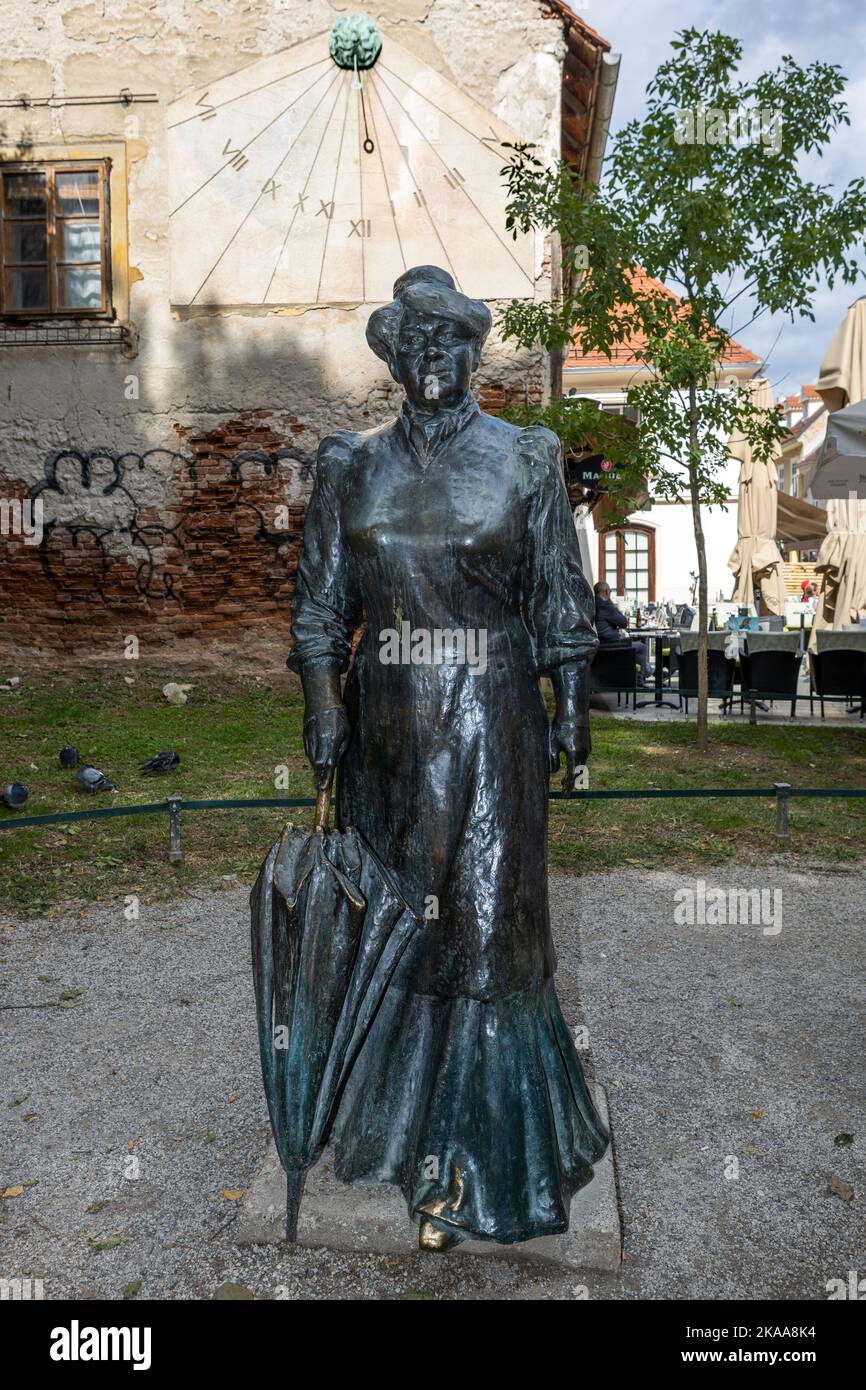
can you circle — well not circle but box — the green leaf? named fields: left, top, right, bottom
left=88, top=1232, right=125, bottom=1252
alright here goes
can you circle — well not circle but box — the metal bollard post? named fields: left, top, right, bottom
left=749, top=692, right=757, bottom=726
left=773, top=782, right=791, bottom=845
left=167, top=795, right=183, bottom=863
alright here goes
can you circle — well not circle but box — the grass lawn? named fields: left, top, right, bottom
left=1, top=669, right=865, bottom=914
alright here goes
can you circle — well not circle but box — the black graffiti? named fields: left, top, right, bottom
left=25, top=444, right=313, bottom=604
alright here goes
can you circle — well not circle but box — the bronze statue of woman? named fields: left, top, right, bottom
left=287, top=265, right=608, bottom=1251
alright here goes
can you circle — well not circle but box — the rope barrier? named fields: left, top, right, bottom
left=2, top=785, right=865, bottom=856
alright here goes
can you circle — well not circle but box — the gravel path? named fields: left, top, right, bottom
left=1, top=862, right=863, bottom=1301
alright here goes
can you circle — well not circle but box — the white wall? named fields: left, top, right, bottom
left=580, top=393, right=745, bottom=605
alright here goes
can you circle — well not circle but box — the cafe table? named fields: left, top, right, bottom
left=627, top=626, right=681, bottom=710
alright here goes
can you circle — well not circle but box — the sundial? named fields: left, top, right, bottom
left=166, top=13, right=536, bottom=308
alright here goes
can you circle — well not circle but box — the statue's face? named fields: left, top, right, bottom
left=393, top=310, right=478, bottom=408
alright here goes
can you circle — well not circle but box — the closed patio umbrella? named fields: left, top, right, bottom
left=727, top=378, right=788, bottom=614
left=806, top=297, right=866, bottom=639
left=815, top=296, right=866, bottom=414
left=811, top=495, right=866, bottom=639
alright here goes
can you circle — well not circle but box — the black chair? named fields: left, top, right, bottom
left=591, top=642, right=640, bottom=710
left=677, top=649, right=736, bottom=715
left=740, top=647, right=803, bottom=719
left=664, top=626, right=692, bottom=679
left=809, top=649, right=866, bottom=719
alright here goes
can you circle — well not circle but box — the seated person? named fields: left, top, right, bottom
left=593, top=581, right=652, bottom=682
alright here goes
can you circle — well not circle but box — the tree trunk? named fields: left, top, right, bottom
left=688, top=383, right=709, bottom=752
left=549, top=227, right=568, bottom=403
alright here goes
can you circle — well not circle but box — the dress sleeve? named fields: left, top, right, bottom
left=286, top=432, right=362, bottom=674
left=520, top=426, right=599, bottom=675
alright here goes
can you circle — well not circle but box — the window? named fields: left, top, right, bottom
left=600, top=526, right=655, bottom=604
left=565, top=395, right=641, bottom=427
left=1, top=162, right=111, bottom=316
left=600, top=401, right=641, bottom=426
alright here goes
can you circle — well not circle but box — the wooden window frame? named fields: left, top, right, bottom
left=0, top=159, right=112, bottom=319
left=599, top=524, right=656, bottom=603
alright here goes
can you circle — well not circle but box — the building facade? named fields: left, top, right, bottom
left=562, top=270, right=761, bottom=610
left=0, top=0, right=618, bottom=663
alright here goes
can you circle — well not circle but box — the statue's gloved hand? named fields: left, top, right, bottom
left=548, top=716, right=591, bottom=792
left=303, top=705, right=351, bottom=791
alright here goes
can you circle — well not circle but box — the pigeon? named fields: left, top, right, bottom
left=2, top=782, right=29, bottom=809
left=162, top=682, right=192, bottom=706
left=75, top=766, right=116, bottom=793
left=59, top=745, right=79, bottom=768
left=139, top=751, right=180, bottom=776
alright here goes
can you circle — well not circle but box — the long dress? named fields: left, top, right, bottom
left=287, top=392, right=608, bottom=1244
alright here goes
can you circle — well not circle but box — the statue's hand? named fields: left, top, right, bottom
left=303, top=705, right=351, bottom=791
left=548, top=716, right=591, bottom=792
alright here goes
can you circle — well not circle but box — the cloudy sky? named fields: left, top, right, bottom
left=591, top=0, right=866, bottom=398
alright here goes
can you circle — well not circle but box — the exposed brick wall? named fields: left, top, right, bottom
left=0, top=0, right=569, bottom=665
left=0, top=412, right=313, bottom=659
left=476, top=369, right=545, bottom=413
left=0, top=381, right=544, bottom=661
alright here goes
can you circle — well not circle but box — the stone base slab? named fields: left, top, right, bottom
left=236, top=1084, right=620, bottom=1272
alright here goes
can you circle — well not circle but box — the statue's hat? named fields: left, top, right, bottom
left=367, top=265, right=492, bottom=364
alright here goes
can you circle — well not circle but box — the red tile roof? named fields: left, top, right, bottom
left=544, top=0, right=611, bottom=51
left=783, top=386, right=821, bottom=411
left=564, top=267, right=760, bottom=369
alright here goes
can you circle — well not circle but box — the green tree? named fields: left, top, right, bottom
left=501, top=28, right=866, bottom=750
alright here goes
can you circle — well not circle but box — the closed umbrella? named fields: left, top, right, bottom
left=250, top=781, right=421, bottom=1239
left=806, top=297, right=866, bottom=637
left=811, top=495, right=866, bottom=638
left=727, top=378, right=788, bottom=614
left=815, top=296, right=866, bottom=414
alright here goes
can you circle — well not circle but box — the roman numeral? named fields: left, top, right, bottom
left=316, top=199, right=335, bottom=219
left=196, top=92, right=216, bottom=120
left=348, top=218, right=371, bottom=238
left=443, top=167, right=466, bottom=188
left=262, top=178, right=280, bottom=200
left=222, top=139, right=248, bottom=171
left=480, top=125, right=499, bottom=147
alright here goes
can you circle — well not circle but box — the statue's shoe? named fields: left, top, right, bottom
left=418, top=1218, right=463, bottom=1253
left=416, top=1163, right=467, bottom=1251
